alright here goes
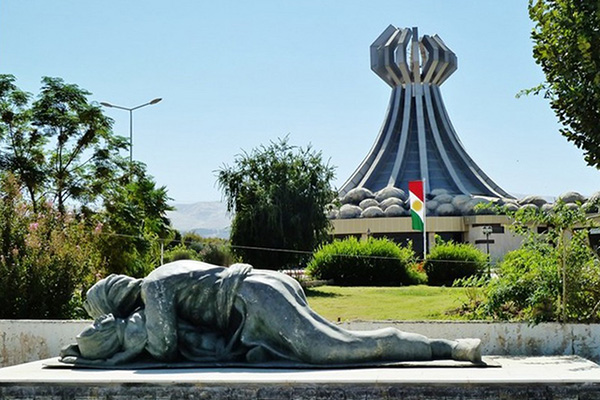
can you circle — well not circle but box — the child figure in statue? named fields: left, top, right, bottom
left=61, top=260, right=482, bottom=366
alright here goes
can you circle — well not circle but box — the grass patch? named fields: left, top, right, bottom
left=305, top=285, right=471, bottom=321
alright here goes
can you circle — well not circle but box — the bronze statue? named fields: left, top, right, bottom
left=61, top=260, right=482, bottom=366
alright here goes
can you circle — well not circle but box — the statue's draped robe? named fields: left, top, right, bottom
left=68, top=260, right=482, bottom=366
left=141, top=261, right=344, bottom=363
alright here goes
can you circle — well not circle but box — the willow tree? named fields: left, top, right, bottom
left=217, top=137, right=336, bottom=270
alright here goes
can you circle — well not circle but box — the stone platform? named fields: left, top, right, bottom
left=1, top=356, right=600, bottom=399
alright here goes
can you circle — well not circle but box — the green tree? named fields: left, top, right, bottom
left=98, top=163, right=174, bottom=277
left=217, top=137, right=336, bottom=270
left=0, top=75, right=47, bottom=212
left=0, top=75, right=130, bottom=214
left=32, top=77, right=129, bottom=214
left=526, top=0, right=600, bottom=167
left=0, top=75, right=175, bottom=278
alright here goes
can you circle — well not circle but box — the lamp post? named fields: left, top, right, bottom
left=482, top=225, right=493, bottom=276
left=100, top=98, right=162, bottom=164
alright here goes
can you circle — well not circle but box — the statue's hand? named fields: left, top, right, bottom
left=60, top=343, right=81, bottom=358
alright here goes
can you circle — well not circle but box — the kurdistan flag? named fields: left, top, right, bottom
left=408, top=181, right=425, bottom=232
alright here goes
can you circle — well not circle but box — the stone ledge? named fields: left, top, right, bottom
left=1, top=356, right=600, bottom=399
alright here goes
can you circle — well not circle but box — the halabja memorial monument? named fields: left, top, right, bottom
left=329, top=25, right=600, bottom=257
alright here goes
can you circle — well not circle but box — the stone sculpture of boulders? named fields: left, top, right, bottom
left=385, top=204, right=409, bottom=217
left=426, top=200, right=439, bottom=212
left=374, top=186, right=408, bottom=202
left=359, top=198, right=379, bottom=210
left=588, top=191, right=600, bottom=205
left=557, top=191, right=587, bottom=204
left=518, top=195, right=547, bottom=208
left=437, top=203, right=458, bottom=216
left=324, top=203, right=339, bottom=219
left=361, top=206, right=385, bottom=218
left=451, top=195, right=471, bottom=210
left=433, top=193, right=454, bottom=204
left=379, top=197, right=405, bottom=211
left=326, top=209, right=339, bottom=219
left=460, top=198, right=490, bottom=215
left=429, top=188, right=449, bottom=198
left=340, top=188, right=374, bottom=205
left=339, top=204, right=362, bottom=219
left=331, top=186, right=600, bottom=219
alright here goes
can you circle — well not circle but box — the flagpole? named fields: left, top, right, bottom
left=423, top=178, right=427, bottom=260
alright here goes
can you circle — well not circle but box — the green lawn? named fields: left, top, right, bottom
left=305, top=285, right=469, bottom=322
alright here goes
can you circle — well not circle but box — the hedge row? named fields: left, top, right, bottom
left=306, top=237, right=486, bottom=286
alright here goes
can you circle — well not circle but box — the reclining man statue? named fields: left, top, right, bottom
left=61, top=260, right=482, bottom=366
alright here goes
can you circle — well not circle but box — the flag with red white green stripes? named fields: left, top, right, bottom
left=408, top=181, right=425, bottom=232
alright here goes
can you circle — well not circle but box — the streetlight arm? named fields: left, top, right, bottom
left=100, top=98, right=162, bottom=112
left=99, top=97, right=162, bottom=165
left=131, top=98, right=162, bottom=111
left=100, top=102, right=132, bottom=111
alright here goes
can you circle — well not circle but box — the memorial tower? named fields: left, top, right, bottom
left=339, top=26, right=512, bottom=199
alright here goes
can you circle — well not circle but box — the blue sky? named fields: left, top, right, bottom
left=2, top=1, right=599, bottom=203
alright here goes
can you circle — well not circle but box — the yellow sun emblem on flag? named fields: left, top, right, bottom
left=412, top=199, right=423, bottom=212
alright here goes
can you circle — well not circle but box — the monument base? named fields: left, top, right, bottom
left=1, top=356, right=599, bottom=399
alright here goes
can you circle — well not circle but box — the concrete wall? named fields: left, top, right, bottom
left=466, top=224, right=524, bottom=263
left=2, top=319, right=600, bottom=367
left=0, top=320, right=89, bottom=368
left=342, top=320, right=600, bottom=362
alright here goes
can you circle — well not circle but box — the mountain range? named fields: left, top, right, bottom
left=166, top=201, right=231, bottom=239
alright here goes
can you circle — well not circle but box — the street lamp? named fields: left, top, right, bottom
left=100, top=98, right=162, bottom=164
left=482, top=225, right=493, bottom=276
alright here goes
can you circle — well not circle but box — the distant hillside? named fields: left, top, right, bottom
left=166, top=201, right=231, bottom=239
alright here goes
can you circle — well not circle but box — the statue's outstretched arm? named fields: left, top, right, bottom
left=60, top=343, right=143, bottom=366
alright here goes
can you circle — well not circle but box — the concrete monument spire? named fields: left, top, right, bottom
left=340, top=26, right=511, bottom=198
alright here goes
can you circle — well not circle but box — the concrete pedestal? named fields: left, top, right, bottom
left=1, top=356, right=600, bottom=399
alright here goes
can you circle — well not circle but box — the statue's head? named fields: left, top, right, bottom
left=76, top=313, right=124, bottom=359
left=84, top=274, right=143, bottom=319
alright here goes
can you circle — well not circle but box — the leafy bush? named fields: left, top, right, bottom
left=199, top=240, right=235, bottom=266
left=0, top=174, right=103, bottom=319
left=306, top=237, right=425, bottom=286
left=163, top=244, right=201, bottom=263
left=424, top=239, right=488, bottom=286
left=483, top=246, right=559, bottom=321
left=481, top=231, right=600, bottom=323
left=455, top=201, right=600, bottom=323
left=164, top=233, right=236, bottom=266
